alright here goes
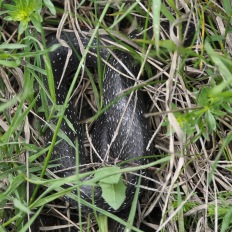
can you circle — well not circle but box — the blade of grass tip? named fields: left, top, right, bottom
left=160, top=3, right=175, bottom=22
left=166, top=0, right=180, bottom=17
left=125, top=175, right=142, bottom=232
left=152, top=0, right=161, bottom=55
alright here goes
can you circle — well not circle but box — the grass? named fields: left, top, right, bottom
left=1, top=0, right=232, bottom=231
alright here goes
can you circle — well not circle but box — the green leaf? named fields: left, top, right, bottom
left=205, top=111, right=216, bottom=131
left=3, top=15, right=13, bottom=21
left=2, top=4, right=17, bottom=11
left=30, top=14, right=42, bottom=33
left=160, top=3, right=175, bottom=22
left=223, top=0, right=232, bottom=15
left=222, top=102, right=232, bottom=113
left=95, top=167, right=121, bottom=184
left=43, top=0, right=56, bottom=15
left=205, top=40, right=232, bottom=94
left=0, top=59, right=21, bottom=67
left=99, top=177, right=126, bottom=210
left=197, top=87, right=209, bottom=107
left=63, top=115, right=76, bottom=134
left=166, top=0, right=179, bottom=13
left=13, top=199, right=31, bottom=214
left=46, top=123, right=75, bottom=150
left=0, top=174, right=24, bottom=201
left=221, top=207, right=232, bottom=232
left=0, top=43, right=27, bottom=49
left=159, top=40, right=176, bottom=50
left=0, top=225, right=6, bottom=232
left=18, top=20, right=28, bottom=35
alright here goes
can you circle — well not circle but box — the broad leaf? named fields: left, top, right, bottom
left=95, top=166, right=121, bottom=184
left=99, top=178, right=126, bottom=210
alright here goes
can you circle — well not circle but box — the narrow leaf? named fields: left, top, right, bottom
left=13, top=199, right=31, bottom=214
left=221, top=207, right=232, bottom=232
